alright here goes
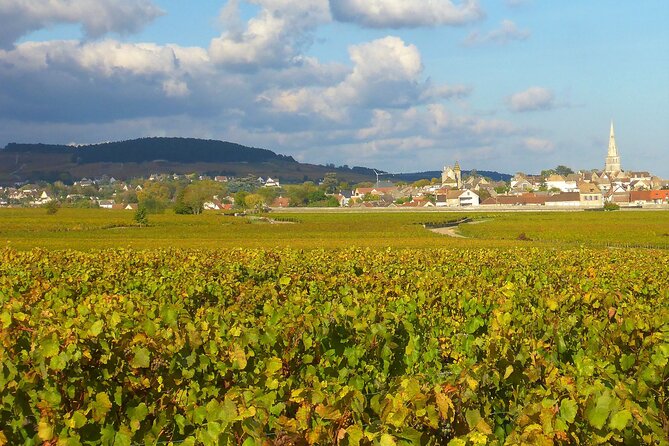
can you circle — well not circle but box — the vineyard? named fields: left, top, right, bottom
left=1, top=208, right=669, bottom=250
left=1, top=247, right=668, bottom=445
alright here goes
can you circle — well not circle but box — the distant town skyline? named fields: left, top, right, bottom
left=0, top=1, right=667, bottom=177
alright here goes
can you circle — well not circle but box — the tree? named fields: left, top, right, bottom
left=353, top=181, right=374, bottom=189
left=555, top=165, right=574, bottom=177
left=321, top=172, right=339, bottom=194
left=138, top=196, right=167, bottom=214
left=244, top=193, right=266, bottom=212
left=256, top=186, right=279, bottom=204
left=45, top=200, right=59, bottom=215
left=134, top=207, right=149, bottom=226
left=174, top=182, right=219, bottom=215
left=477, top=189, right=491, bottom=201
left=412, top=179, right=430, bottom=188
left=285, top=182, right=324, bottom=207
left=234, top=191, right=248, bottom=209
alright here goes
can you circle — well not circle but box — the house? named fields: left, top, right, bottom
left=75, top=178, right=95, bottom=187
left=353, top=187, right=398, bottom=200
left=629, top=191, right=653, bottom=205
left=578, top=182, right=603, bottom=207
left=436, top=190, right=479, bottom=207
left=510, top=177, right=533, bottom=193
left=98, top=199, right=115, bottom=209
left=630, top=179, right=652, bottom=190
left=31, top=191, right=53, bottom=205
left=544, top=192, right=581, bottom=207
left=203, top=200, right=223, bottom=210
left=335, top=191, right=353, bottom=207
left=546, top=174, right=577, bottom=192
left=271, top=196, right=290, bottom=208
left=480, top=193, right=546, bottom=206
left=594, top=176, right=612, bottom=193
left=609, top=192, right=631, bottom=205
left=649, top=190, right=669, bottom=204
left=264, top=177, right=281, bottom=188
left=214, top=176, right=229, bottom=183
left=124, top=203, right=138, bottom=211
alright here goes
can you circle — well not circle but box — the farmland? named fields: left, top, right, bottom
left=1, top=208, right=668, bottom=250
left=1, top=209, right=668, bottom=445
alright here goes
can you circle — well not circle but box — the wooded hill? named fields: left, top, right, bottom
left=0, top=137, right=511, bottom=185
left=0, top=138, right=377, bottom=185
left=3, top=138, right=296, bottom=164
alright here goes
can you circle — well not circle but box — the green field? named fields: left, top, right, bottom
left=1, top=209, right=668, bottom=445
left=1, top=208, right=668, bottom=250
left=1, top=247, right=668, bottom=445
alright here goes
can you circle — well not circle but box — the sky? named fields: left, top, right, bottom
left=0, top=1, right=667, bottom=177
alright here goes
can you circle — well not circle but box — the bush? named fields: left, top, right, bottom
left=44, top=200, right=59, bottom=215
left=604, top=202, right=620, bottom=211
left=133, top=207, right=149, bottom=226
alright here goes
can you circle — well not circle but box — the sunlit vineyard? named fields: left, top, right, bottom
left=1, top=247, right=668, bottom=445
left=1, top=208, right=669, bottom=250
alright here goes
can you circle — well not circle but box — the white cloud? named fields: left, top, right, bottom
left=507, top=86, right=555, bottom=112
left=329, top=0, right=484, bottom=28
left=523, top=137, right=555, bottom=153
left=464, top=20, right=530, bottom=46
left=266, top=36, right=470, bottom=120
left=0, top=40, right=215, bottom=123
left=209, top=0, right=330, bottom=69
left=0, top=3, right=541, bottom=174
left=0, top=0, right=164, bottom=48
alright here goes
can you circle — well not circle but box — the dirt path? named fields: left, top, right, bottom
left=429, top=226, right=467, bottom=238
left=429, top=219, right=489, bottom=238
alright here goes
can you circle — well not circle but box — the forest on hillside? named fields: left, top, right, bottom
left=3, top=138, right=296, bottom=164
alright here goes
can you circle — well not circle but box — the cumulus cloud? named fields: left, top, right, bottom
left=464, top=20, right=530, bottom=46
left=0, top=2, right=536, bottom=174
left=0, top=40, right=214, bottom=122
left=329, top=0, right=484, bottom=28
left=523, top=137, right=555, bottom=153
left=507, top=86, right=555, bottom=112
left=210, top=0, right=330, bottom=69
left=266, top=36, right=470, bottom=121
left=0, top=0, right=164, bottom=48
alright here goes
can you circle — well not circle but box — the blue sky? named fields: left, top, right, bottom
left=1, top=0, right=668, bottom=176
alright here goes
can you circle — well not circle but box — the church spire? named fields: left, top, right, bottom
left=608, top=121, right=617, bottom=157
left=605, top=121, right=621, bottom=173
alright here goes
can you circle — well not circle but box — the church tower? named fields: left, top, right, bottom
left=454, top=161, right=462, bottom=189
left=604, top=121, right=621, bottom=173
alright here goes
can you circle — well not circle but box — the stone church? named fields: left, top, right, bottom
left=442, top=161, right=462, bottom=189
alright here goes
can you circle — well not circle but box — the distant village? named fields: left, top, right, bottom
left=1, top=124, right=668, bottom=211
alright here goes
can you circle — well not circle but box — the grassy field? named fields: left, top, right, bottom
left=0, top=208, right=668, bottom=250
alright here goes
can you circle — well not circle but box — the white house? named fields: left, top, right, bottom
left=436, top=189, right=479, bottom=207
left=264, top=177, right=281, bottom=188
left=546, top=174, right=578, bottom=192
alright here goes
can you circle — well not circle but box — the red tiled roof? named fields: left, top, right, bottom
left=271, top=197, right=290, bottom=207
left=545, top=192, right=580, bottom=202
